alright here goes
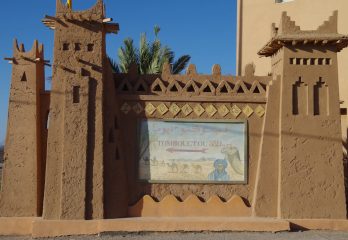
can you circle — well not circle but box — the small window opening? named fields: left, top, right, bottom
left=73, top=86, right=80, bottom=103
left=310, top=58, right=316, bottom=65
left=21, top=72, right=27, bottom=82
left=87, top=44, right=94, bottom=52
left=115, top=147, right=120, bottom=160
left=114, top=116, right=118, bottom=129
left=75, top=43, right=81, bottom=51
left=63, top=43, right=69, bottom=51
left=318, top=58, right=324, bottom=65
left=289, top=58, right=294, bottom=65
left=325, top=58, right=331, bottom=65
left=341, top=108, right=347, bottom=116
left=109, top=129, right=114, bottom=143
left=296, top=58, right=301, bottom=65
left=303, top=58, right=309, bottom=65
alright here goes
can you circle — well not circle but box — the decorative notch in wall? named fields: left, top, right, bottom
left=20, top=72, right=27, bottom=82
left=216, top=80, right=234, bottom=95
left=151, top=78, right=166, bottom=93
left=290, top=58, right=332, bottom=66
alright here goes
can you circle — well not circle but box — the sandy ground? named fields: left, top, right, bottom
left=2, top=231, right=348, bottom=240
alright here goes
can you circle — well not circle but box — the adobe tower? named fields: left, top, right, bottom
left=0, top=40, right=46, bottom=217
left=258, top=11, right=347, bottom=219
left=42, top=0, right=124, bottom=220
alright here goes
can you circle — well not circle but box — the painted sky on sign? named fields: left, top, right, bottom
left=0, top=0, right=237, bottom=145
left=143, top=121, right=245, bottom=161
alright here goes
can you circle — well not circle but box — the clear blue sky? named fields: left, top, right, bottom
left=0, top=0, right=237, bottom=145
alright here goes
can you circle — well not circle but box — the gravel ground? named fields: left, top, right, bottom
left=1, top=231, right=348, bottom=240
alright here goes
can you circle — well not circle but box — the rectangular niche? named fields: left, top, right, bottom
left=293, top=77, right=308, bottom=115
left=314, top=78, right=329, bottom=116
left=73, top=86, right=80, bottom=103
left=137, top=119, right=248, bottom=184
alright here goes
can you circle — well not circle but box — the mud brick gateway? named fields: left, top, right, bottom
left=1, top=0, right=348, bottom=237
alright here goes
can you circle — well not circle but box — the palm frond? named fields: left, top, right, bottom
left=116, top=25, right=191, bottom=75
left=118, top=38, right=138, bottom=73
left=172, top=55, right=191, bottom=74
left=139, top=33, right=152, bottom=74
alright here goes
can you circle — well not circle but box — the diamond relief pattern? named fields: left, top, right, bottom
left=255, top=105, right=265, bottom=118
left=218, top=105, right=229, bottom=117
left=145, top=103, right=156, bottom=115
left=169, top=104, right=181, bottom=116
left=121, top=103, right=131, bottom=114
left=243, top=105, right=254, bottom=117
left=157, top=103, right=169, bottom=115
left=182, top=104, right=193, bottom=116
left=193, top=104, right=205, bottom=117
left=133, top=103, right=143, bottom=114
left=205, top=104, right=217, bottom=117
left=230, top=105, right=242, bottom=118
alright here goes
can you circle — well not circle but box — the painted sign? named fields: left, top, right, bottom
left=138, top=120, right=247, bottom=184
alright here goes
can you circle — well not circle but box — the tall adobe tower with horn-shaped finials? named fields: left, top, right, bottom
left=42, top=0, right=122, bottom=220
left=258, top=11, right=348, bottom=219
left=0, top=40, right=46, bottom=217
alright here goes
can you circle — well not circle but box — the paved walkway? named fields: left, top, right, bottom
left=2, top=231, right=348, bottom=240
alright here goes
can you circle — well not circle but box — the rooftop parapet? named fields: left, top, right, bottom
left=41, top=0, right=119, bottom=34
left=259, top=11, right=348, bottom=57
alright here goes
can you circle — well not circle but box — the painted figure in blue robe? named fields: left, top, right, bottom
left=208, top=159, right=230, bottom=181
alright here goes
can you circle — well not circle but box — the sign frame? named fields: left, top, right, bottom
left=136, top=118, right=249, bottom=185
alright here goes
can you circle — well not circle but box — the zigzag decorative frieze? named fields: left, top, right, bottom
left=114, top=63, right=269, bottom=97
left=128, top=194, right=251, bottom=217
left=121, top=102, right=266, bottom=119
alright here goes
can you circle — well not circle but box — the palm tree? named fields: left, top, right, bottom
left=110, top=26, right=191, bottom=75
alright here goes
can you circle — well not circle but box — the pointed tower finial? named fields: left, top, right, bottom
left=67, top=0, right=72, bottom=10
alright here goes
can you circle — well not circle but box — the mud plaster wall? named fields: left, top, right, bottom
left=103, top=63, right=129, bottom=218
left=0, top=41, right=45, bottom=217
left=279, top=45, right=346, bottom=219
left=114, top=72, right=269, bottom=206
left=43, top=0, right=106, bottom=220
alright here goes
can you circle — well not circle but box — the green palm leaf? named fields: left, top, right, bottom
left=116, top=25, right=191, bottom=74
left=172, top=55, right=191, bottom=74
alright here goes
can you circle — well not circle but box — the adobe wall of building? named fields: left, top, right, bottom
left=257, top=11, right=348, bottom=219
left=278, top=44, right=346, bottom=219
left=103, top=62, right=129, bottom=219
left=1, top=0, right=347, bottom=221
left=43, top=0, right=107, bottom=220
left=115, top=66, right=270, bottom=208
left=0, top=40, right=45, bottom=217
left=237, top=0, right=348, bottom=141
